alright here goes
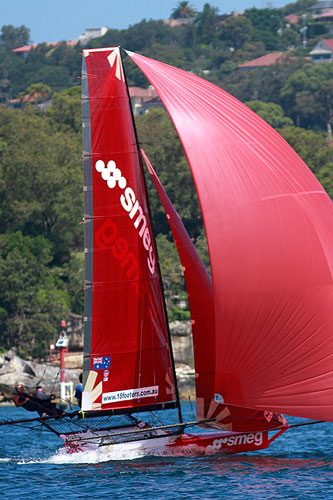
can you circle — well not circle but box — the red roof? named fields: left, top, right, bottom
left=285, top=14, right=299, bottom=24
left=315, top=9, right=333, bottom=19
left=12, top=40, right=76, bottom=53
left=9, top=92, right=42, bottom=104
left=238, top=52, right=284, bottom=69
left=12, top=43, right=40, bottom=53
left=320, top=39, right=333, bottom=50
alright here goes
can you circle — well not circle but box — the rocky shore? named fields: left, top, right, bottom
left=0, top=320, right=196, bottom=403
left=0, top=349, right=81, bottom=404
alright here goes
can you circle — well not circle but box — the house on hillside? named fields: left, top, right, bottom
left=308, top=1, right=333, bottom=13
left=13, top=42, right=55, bottom=58
left=237, top=53, right=284, bottom=71
left=285, top=14, right=300, bottom=25
left=12, top=27, right=107, bottom=57
left=9, top=92, right=52, bottom=110
left=163, top=18, right=194, bottom=27
left=309, top=38, right=333, bottom=61
left=129, top=86, right=162, bottom=115
left=313, top=9, right=333, bottom=34
left=77, top=27, right=108, bottom=45
left=12, top=40, right=76, bottom=58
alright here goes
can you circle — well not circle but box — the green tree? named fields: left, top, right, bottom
left=144, top=43, right=190, bottom=69
left=316, top=80, right=333, bottom=139
left=61, top=252, right=84, bottom=315
left=294, top=92, right=322, bottom=128
left=25, top=82, right=51, bottom=103
left=281, top=63, right=333, bottom=129
left=246, top=100, right=294, bottom=128
left=0, top=25, right=30, bottom=50
left=0, top=232, right=70, bottom=357
left=316, top=164, right=333, bottom=197
left=278, top=126, right=333, bottom=197
left=0, top=105, right=82, bottom=262
left=244, top=8, right=284, bottom=50
left=231, top=41, right=265, bottom=65
left=220, top=56, right=307, bottom=106
left=99, top=20, right=172, bottom=53
left=195, top=3, right=219, bottom=47
left=171, top=1, right=197, bottom=19
left=136, top=108, right=203, bottom=238
left=1, top=41, right=81, bottom=97
left=283, top=0, right=317, bottom=16
left=156, top=234, right=188, bottom=317
left=47, top=86, right=81, bottom=132
left=280, top=26, right=298, bottom=50
left=218, top=15, right=253, bottom=50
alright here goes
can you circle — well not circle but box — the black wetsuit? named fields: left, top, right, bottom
left=34, top=394, right=63, bottom=417
left=35, top=398, right=55, bottom=416
left=15, top=392, right=40, bottom=412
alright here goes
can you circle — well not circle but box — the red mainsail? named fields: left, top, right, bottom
left=128, top=50, right=333, bottom=422
left=81, top=48, right=177, bottom=412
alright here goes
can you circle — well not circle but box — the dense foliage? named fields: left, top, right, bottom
left=0, top=0, right=332, bottom=356
left=0, top=95, right=83, bottom=357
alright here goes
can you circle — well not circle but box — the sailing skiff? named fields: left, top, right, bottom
left=3, top=47, right=332, bottom=457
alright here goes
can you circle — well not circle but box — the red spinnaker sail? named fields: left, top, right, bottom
left=81, top=48, right=177, bottom=412
left=142, top=149, right=286, bottom=432
left=128, top=50, right=333, bottom=421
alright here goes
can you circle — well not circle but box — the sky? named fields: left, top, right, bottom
left=2, top=0, right=288, bottom=44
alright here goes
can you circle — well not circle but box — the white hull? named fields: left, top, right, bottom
left=61, top=427, right=285, bottom=456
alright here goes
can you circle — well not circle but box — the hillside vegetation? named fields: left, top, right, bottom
left=0, top=1, right=332, bottom=357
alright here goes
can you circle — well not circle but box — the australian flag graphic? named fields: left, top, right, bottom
left=93, top=356, right=111, bottom=370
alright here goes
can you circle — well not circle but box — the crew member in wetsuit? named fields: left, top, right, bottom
left=13, top=383, right=40, bottom=413
left=34, top=383, right=64, bottom=417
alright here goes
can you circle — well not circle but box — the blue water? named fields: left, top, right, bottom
left=0, top=403, right=332, bottom=499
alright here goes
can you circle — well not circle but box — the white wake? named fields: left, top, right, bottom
left=43, top=441, right=150, bottom=463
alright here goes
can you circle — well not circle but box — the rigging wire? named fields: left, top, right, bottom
left=2, top=423, right=55, bottom=433
left=287, top=420, right=324, bottom=429
left=150, top=411, right=164, bottom=426
left=36, top=365, right=48, bottom=387
left=50, top=370, right=60, bottom=394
